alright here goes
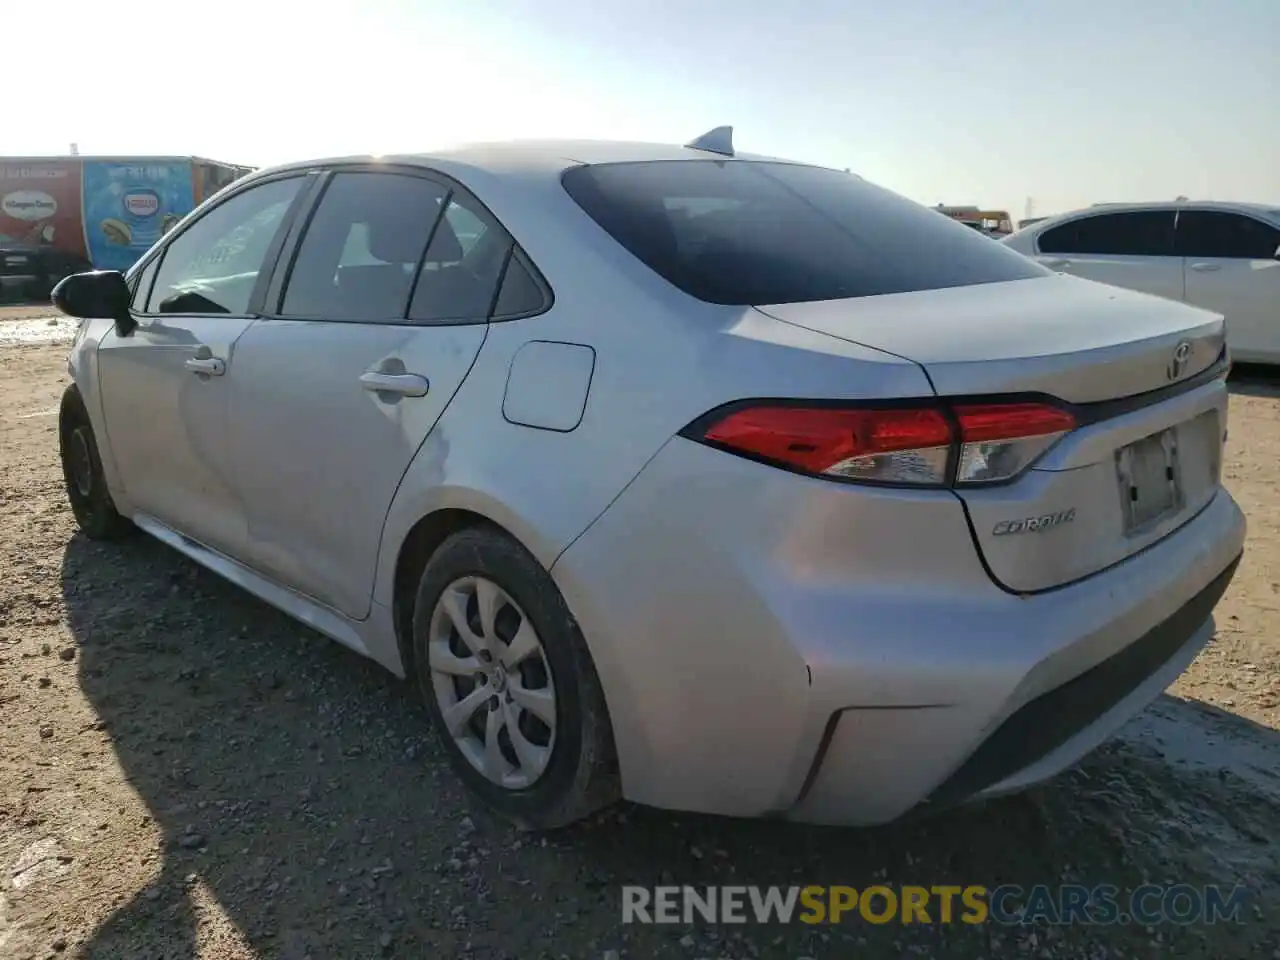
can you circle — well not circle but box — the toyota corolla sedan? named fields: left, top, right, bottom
left=52, top=128, right=1245, bottom=830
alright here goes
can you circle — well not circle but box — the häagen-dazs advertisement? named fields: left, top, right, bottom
left=0, top=160, right=88, bottom=259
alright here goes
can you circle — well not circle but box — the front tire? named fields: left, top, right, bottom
left=413, top=526, right=619, bottom=830
left=58, top=388, right=133, bottom=540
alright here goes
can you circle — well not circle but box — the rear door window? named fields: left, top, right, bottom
left=407, top=194, right=512, bottom=323
left=280, top=172, right=449, bottom=321
left=561, top=160, right=1047, bottom=306
left=1037, top=211, right=1176, bottom=257
left=1175, top=211, right=1280, bottom=260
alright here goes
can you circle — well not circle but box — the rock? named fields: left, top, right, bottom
left=379, top=931, right=394, bottom=953
left=58, top=647, right=75, bottom=661
left=459, top=816, right=476, bottom=836
left=177, top=833, right=205, bottom=849
left=38, top=725, right=54, bottom=739
left=41, top=643, right=51, bottom=656
left=11, top=838, right=74, bottom=891
left=38, top=677, right=50, bottom=688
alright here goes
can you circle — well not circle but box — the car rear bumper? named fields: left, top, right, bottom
left=551, top=438, right=1247, bottom=825
left=790, top=551, right=1238, bottom=824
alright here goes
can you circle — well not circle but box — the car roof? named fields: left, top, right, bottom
left=244, top=139, right=817, bottom=183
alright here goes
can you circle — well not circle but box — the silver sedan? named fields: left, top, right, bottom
left=52, top=128, right=1245, bottom=829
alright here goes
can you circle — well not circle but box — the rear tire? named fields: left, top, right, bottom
left=413, top=526, right=619, bottom=830
left=59, top=388, right=133, bottom=541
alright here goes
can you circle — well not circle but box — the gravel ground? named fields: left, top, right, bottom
left=1, top=332, right=1278, bottom=960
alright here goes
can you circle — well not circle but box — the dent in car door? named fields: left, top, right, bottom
left=1035, top=210, right=1184, bottom=302
left=1176, top=209, right=1280, bottom=362
left=95, top=175, right=308, bottom=555
left=225, top=169, right=518, bottom=620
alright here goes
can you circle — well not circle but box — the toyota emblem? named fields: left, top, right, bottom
left=1166, top=340, right=1192, bottom=381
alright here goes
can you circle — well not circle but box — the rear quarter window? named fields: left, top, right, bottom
left=561, top=160, right=1048, bottom=306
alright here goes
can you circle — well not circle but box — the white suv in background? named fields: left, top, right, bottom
left=1003, top=202, right=1280, bottom=363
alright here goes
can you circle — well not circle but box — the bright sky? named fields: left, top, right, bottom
left=15, top=0, right=1279, bottom=220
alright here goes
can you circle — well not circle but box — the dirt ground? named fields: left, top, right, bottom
left=0, top=305, right=64, bottom=322
left=0, top=331, right=1277, bottom=960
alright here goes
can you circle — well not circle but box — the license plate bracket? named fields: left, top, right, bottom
left=1116, top=427, right=1182, bottom=535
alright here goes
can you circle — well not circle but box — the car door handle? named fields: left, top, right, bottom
left=1039, top=257, right=1070, bottom=269
left=359, top=372, right=430, bottom=397
left=184, top=357, right=226, bottom=376
left=1189, top=262, right=1222, bottom=273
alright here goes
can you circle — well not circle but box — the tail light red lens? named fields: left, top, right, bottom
left=689, top=400, right=1076, bottom=487
left=702, top=406, right=953, bottom=485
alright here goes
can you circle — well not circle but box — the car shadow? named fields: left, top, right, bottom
left=1228, top=363, right=1280, bottom=399
left=63, top=532, right=1280, bottom=959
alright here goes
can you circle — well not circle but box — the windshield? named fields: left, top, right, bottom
left=562, top=160, right=1048, bottom=306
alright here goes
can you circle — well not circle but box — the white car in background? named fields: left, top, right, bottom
left=1003, top=202, right=1280, bottom=363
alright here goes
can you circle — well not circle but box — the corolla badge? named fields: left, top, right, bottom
left=992, top=508, right=1076, bottom=537
left=1166, top=340, right=1192, bottom=381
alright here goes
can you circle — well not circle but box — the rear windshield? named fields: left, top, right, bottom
left=561, top=160, right=1048, bottom=306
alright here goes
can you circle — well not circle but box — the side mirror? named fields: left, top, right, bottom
left=51, top=270, right=136, bottom=337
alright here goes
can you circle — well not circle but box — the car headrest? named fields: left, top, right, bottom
left=366, top=209, right=436, bottom=264
left=423, top=216, right=463, bottom=263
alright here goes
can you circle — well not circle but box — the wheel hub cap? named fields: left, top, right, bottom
left=427, top=575, right=556, bottom=790
left=490, top=664, right=508, bottom=694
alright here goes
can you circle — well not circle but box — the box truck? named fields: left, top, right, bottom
left=0, top=155, right=252, bottom=302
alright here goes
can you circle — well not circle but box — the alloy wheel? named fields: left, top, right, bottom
left=427, top=576, right=557, bottom=789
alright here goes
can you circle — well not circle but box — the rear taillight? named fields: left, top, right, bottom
left=953, top=403, right=1077, bottom=484
left=688, top=400, right=1076, bottom=487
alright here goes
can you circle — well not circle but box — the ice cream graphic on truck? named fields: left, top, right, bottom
left=0, top=155, right=254, bottom=276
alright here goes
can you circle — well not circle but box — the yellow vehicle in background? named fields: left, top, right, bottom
left=934, top=205, right=1014, bottom=235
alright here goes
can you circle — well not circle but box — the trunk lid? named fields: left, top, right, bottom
left=755, top=274, right=1224, bottom=403
left=757, top=274, right=1229, bottom=592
